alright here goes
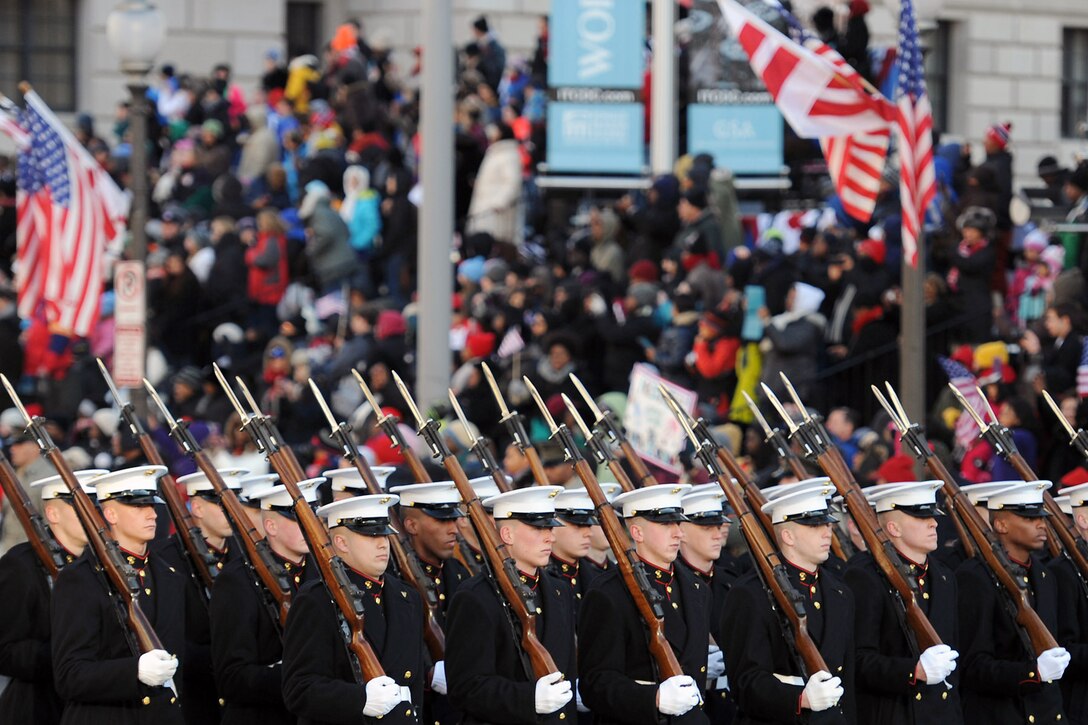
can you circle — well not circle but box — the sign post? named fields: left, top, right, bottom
left=112, top=260, right=146, bottom=405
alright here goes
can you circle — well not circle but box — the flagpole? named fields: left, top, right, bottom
left=901, top=233, right=926, bottom=427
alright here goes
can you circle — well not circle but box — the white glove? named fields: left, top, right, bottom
left=1037, top=647, right=1072, bottom=682
left=137, top=650, right=178, bottom=687
left=707, top=645, right=726, bottom=680
left=801, top=671, right=843, bottom=712
left=363, top=676, right=402, bottom=718
left=534, top=672, right=573, bottom=714
left=657, top=674, right=701, bottom=716
left=575, top=678, right=589, bottom=713
left=431, top=660, right=447, bottom=695
left=918, top=644, right=959, bottom=684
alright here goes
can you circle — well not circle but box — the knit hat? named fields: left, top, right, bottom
left=985, top=122, right=1012, bottom=150
left=857, top=237, right=886, bottom=265
left=628, top=259, right=660, bottom=284
left=1022, top=229, right=1049, bottom=253
left=375, top=310, right=407, bottom=340
left=876, top=454, right=917, bottom=484
left=956, top=206, right=996, bottom=235
left=700, top=309, right=728, bottom=335
left=473, top=15, right=489, bottom=33
left=627, top=282, right=658, bottom=310
left=463, top=331, right=496, bottom=360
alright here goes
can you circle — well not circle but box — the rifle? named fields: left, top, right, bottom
left=446, top=394, right=510, bottom=495
left=392, top=372, right=560, bottom=680
left=874, top=383, right=1060, bottom=656
left=763, top=375, right=943, bottom=653
left=742, top=391, right=857, bottom=562
left=527, top=378, right=683, bottom=680
left=554, top=391, right=640, bottom=495
left=0, top=447, right=67, bottom=578
left=659, top=388, right=829, bottom=677
left=98, top=360, right=219, bottom=599
left=143, top=380, right=294, bottom=630
left=353, top=369, right=432, bottom=484
left=308, top=378, right=447, bottom=661
left=481, top=363, right=548, bottom=486
left=949, top=384, right=1088, bottom=583
left=569, top=374, right=653, bottom=490
left=215, top=369, right=386, bottom=683
left=0, top=375, right=177, bottom=696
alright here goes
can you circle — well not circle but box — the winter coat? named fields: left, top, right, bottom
left=246, top=231, right=289, bottom=305
left=466, top=139, right=522, bottom=245
left=303, top=201, right=358, bottom=288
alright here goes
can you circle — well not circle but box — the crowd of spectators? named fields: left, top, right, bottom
left=2, top=7, right=1088, bottom=550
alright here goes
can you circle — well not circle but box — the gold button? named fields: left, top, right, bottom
left=919, top=579, right=924, bottom=586
left=672, top=602, right=679, bottom=609
left=837, top=666, right=842, bottom=672
left=572, top=578, right=577, bottom=586
left=576, top=593, right=581, bottom=599
left=405, top=670, right=412, bottom=679
left=915, top=693, right=922, bottom=701
left=814, top=601, right=821, bottom=609
left=145, top=588, right=152, bottom=595
left=1029, top=716, right=1035, bottom=723
left=138, top=570, right=146, bottom=578
left=536, top=607, right=542, bottom=614
left=142, top=696, right=151, bottom=705
left=700, top=666, right=706, bottom=673
left=666, top=586, right=672, bottom=593
left=810, top=586, right=816, bottom=594
left=1024, top=577, right=1029, bottom=583
left=375, top=598, right=381, bottom=605
left=439, top=594, right=446, bottom=601
left=942, top=692, right=948, bottom=700
left=219, top=698, right=225, bottom=705
left=922, top=593, right=929, bottom=600
left=435, top=578, right=441, bottom=585
left=170, top=697, right=176, bottom=704
left=216, top=562, right=223, bottom=570
left=559, top=714, right=566, bottom=720
left=1029, top=672, right=1035, bottom=678
left=406, top=710, right=412, bottom=716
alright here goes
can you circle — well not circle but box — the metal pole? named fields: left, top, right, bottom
left=900, top=236, right=925, bottom=430
left=417, top=0, right=454, bottom=410
left=650, top=0, right=677, bottom=175
left=127, top=81, right=149, bottom=418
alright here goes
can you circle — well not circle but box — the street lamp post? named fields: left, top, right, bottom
left=106, top=1, right=165, bottom=416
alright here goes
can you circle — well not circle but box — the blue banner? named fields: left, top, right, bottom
left=546, top=103, right=645, bottom=174
left=549, top=0, right=645, bottom=89
left=687, top=104, right=784, bottom=175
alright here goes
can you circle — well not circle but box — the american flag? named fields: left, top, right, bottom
left=0, top=105, right=28, bottom=148
left=938, top=355, right=986, bottom=451
left=895, top=0, right=937, bottom=268
left=9, top=91, right=127, bottom=336
left=716, top=0, right=893, bottom=139
left=1077, top=337, right=1088, bottom=398
left=496, top=327, right=525, bottom=358
left=718, top=0, right=893, bottom=222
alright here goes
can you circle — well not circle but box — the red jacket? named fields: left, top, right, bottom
left=246, top=231, right=289, bottom=305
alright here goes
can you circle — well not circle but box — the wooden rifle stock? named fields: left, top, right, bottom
left=0, top=449, right=66, bottom=578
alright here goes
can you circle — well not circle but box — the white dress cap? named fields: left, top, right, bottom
left=760, top=482, right=837, bottom=525
left=323, top=466, right=398, bottom=493
left=1059, top=481, right=1088, bottom=509
left=961, top=481, right=1024, bottom=506
left=682, top=483, right=730, bottom=524
left=88, top=465, right=169, bottom=504
left=257, top=477, right=324, bottom=512
left=317, top=493, right=400, bottom=535
left=612, top=483, right=692, bottom=522
left=555, top=483, right=621, bottom=512
left=30, top=469, right=108, bottom=500
left=389, top=481, right=464, bottom=519
left=985, top=480, right=1052, bottom=516
left=1054, top=494, right=1073, bottom=516
left=864, top=480, right=944, bottom=517
left=762, top=477, right=833, bottom=503
left=177, top=468, right=249, bottom=497
left=483, top=486, right=563, bottom=527
left=239, top=474, right=279, bottom=504
left=468, top=475, right=504, bottom=504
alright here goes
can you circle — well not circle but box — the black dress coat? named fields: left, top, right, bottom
left=154, top=533, right=236, bottom=725
left=281, top=570, right=426, bottom=725
left=446, top=569, right=578, bottom=724
left=51, top=549, right=187, bottom=725
left=843, top=551, right=963, bottom=724
left=720, top=563, right=856, bottom=724
left=209, top=554, right=313, bottom=725
left=1047, top=553, right=1088, bottom=724
left=956, top=554, right=1065, bottom=724
left=0, top=542, right=72, bottom=725
left=578, top=561, right=711, bottom=725
left=679, top=554, right=741, bottom=725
